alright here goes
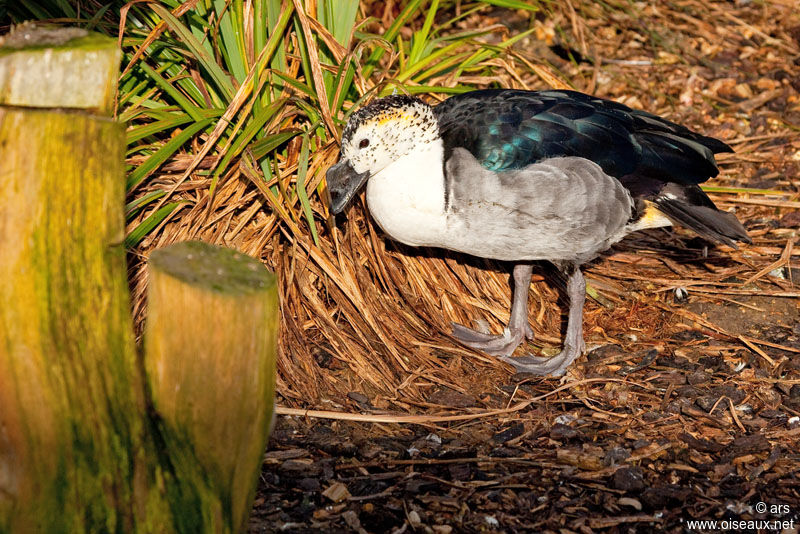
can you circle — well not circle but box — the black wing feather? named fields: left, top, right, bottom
left=433, top=89, right=748, bottom=246
left=433, top=88, right=730, bottom=179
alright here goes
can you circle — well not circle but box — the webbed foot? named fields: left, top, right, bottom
left=497, top=265, right=587, bottom=376
left=451, top=264, right=535, bottom=357
left=451, top=321, right=534, bottom=357
left=497, top=338, right=585, bottom=377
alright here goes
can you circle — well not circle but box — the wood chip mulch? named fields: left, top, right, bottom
left=247, top=0, right=800, bottom=531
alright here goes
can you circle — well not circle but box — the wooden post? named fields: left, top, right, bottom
left=0, top=24, right=119, bottom=112
left=0, top=24, right=278, bottom=533
left=0, top=24, right=150, bottom=533
left=145, top=241, right=278, bottom=534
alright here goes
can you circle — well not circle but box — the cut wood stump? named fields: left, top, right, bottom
left=0, top=23, right=143, bottom=534
left=146, top=241, right=278, bottom=534
left=0, top=24, right=278, bottom=534
left=0, top=23, right=119, bottom=112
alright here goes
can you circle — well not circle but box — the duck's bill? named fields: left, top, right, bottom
left=326, top=159, right=370, bottom=214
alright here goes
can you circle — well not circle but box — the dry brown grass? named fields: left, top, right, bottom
left=127, top=0, right=800, bottom=416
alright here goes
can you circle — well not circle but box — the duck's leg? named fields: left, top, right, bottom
left=497, top=264, right=586, bottom=376
left=451, top=263, right=534, bottom=356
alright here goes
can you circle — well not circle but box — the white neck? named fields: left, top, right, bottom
left=365, top=139, right=447, bottom=247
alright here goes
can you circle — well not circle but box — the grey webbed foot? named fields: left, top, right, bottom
left=451, top=322, right=533, bottom=357
left=460, top=263, right=588, bottom=377
left=498, top=264, right=587, bottom=376
left=451, top=264, right=535, bottom=357
left=451, top=321, right=535, bottom=342
left=497, top=337, right=586, bottom=376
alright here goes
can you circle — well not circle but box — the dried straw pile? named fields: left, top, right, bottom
left=128, top=0, right=800, bottom=412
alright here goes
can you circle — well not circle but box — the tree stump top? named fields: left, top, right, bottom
left=0, top=24, right=91, bottom=50
left=149, top=241, right=276, bottom=296
left=0, top=23, right=120, bottom=113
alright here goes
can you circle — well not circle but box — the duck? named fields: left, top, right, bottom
left=326, top=89, right=750, bottom=376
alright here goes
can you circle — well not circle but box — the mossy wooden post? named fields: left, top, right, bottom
left=145, top=241, right=278, bottom=534
left=0, top=25, right=278, bottom=534
left=0, top=24, right=147, bottom=533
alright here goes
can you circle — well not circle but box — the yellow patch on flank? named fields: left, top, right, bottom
left=638, top=200, right=673, bottom=229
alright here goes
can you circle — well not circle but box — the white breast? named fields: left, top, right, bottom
left=365, top=139, right=448, bottom=247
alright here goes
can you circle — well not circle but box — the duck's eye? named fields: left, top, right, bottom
left=358, top=138, right=370, bottom=149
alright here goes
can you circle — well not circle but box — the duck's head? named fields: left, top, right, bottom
left=326, top=94, right=439, bottom=214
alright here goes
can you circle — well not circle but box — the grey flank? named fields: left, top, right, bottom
left=443, top=148, right=635, bottom=264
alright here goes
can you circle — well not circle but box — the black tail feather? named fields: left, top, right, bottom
left=654, top=198, right=751, bottom=248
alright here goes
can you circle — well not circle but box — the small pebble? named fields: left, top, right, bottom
left=408, top=510, right=422, bottom=527
left=618, top=497, right=643, bottom=511
left=613, top=466, right=646, bottom=491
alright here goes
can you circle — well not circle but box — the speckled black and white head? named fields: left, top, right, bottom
left=326, top=95, right=440, bottom=213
